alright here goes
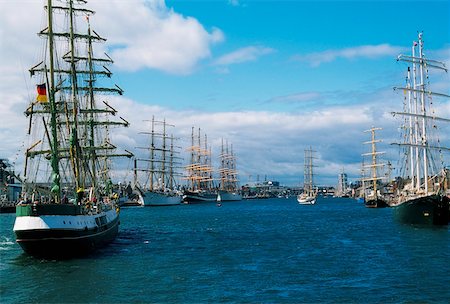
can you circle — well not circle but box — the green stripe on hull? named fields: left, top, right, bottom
left=16, top=204, right=83, bottom=216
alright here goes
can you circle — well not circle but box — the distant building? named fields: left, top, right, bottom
left=0, top=159, right=22, bottom=203
left=336, top=171, right=349, bottom=197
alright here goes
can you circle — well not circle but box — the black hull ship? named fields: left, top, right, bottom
left=391, top=33, right=449, bottom=226
left=183, top=190, right=217, bottom=203
left=13, top=0, right=132, bottom=258
left=361, top=127, right=388, bottom=209
left=394, top=194, right=449, bottom=226
left=364, top=198, right=389, bottom=208
left=183, top=127, right=217, bottom=204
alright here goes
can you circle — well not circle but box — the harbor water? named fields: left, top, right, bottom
left=1, top=197, right=449, bottom=303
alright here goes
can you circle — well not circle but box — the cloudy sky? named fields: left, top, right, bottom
left=0, top=0, right=449, bottom=186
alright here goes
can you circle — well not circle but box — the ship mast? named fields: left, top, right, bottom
left=220, top=138, right=225, bottom=191
left=303, top=147, right=316, bottom=195
left=47, top=0, right=61, bottom=202
left=169, top=134, right=174, bottom=190
left=135, top=117, right=179, bottom=191
left=86, top=16, right=97, bottom=190
left=393, top=32, right=449, bottom=195
left=161, top=119, right=167, bottom=190
left=68, top=0, right=83, bottom=191
left=24, top=0, right=133, bottom=203
left=150, top=116, right=155, bottom=190
left=362, top=127, right=385, bottom=198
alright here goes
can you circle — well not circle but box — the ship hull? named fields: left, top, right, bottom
left=13, top=204, right=120, bottom=259
left=183, top=190, right=217, bottom=203
left=394, top=194, right=449, bottom=226
left=139, top=191, right=181, bottom=206
left=365, top=198, right=388, bottom=208
left=218, top=190, right=242, bottom=201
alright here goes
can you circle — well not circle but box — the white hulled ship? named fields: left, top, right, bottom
left=133, top=116, right=182, bottom=206
left=297, top=147, right=317, bottom=205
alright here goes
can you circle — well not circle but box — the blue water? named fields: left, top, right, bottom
left=1, top=197, right=449, bottom=303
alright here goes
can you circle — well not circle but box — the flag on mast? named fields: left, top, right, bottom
left=36, top=83, right=48, bottom=103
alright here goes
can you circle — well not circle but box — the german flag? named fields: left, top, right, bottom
left=36, top=83, right=48, bottom=103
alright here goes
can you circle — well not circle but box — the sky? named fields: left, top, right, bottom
left=0, top=0, right=449, bottom=187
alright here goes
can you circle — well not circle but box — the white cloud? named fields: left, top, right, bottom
left=102, top=97, right=379, bottom=186
left=214, top=46, right=275, bottom=66
left=0, top=1, right=224, bottom=76
left=293, top=44, right=406, bottom=67
left=87, top=0, right=224, bottom=74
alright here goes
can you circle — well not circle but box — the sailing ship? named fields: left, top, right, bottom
left=218, top=139, right=242, bottom=201
left=13, top=0, right=133, bottom=258
left=361, top=127, right=388, bottom=208
left=133, top=116, right=182, bottom=206
left=297, top=147, right=317, bottom=205
left=183, top=127, right=217, bottom=203
left=391, top=32, right=449, bottom=225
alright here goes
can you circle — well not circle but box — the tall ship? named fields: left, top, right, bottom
left=218, top=139, right=242, bottom=201
left=391, top=32, right=449, bottom=225
left=361, top=127, right=388, bottom=208
left=297, top=147, right=317, bottom=205
left=183, top=127, right=217, bottom=203
left=13, top=0, right=133, bottom=258
left=133, top=116, right=182, bottom=206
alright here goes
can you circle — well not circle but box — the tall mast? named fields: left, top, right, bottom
left=86, top=16, right=97, bottom=190
left=231, top=143, right=237, bottom=191
left=418, top=34, right=429, bottom=193
left=161, top=118, right=167, bottom=190
left=190, top=126, right=195, bottom=190
left=369, top=128, right=380, bottom=194
left=393, top=32, right=449, bottom=197
left=169, top=133, right=174, bottom=190
left=220, top=138, right=225, bottom=191
left=204, top=133, right=208, bottom=190
left=150, top=116, right=155, bottom=191
left=406, top=67, right=415, bottom=189
left=68, top=0, right=82, bottom=190
left=303, top=147, right=315, bottom=195
left=47, top=0, right=61, bottom=202
left=209, top=145, right=212, bottom=190
left=226, top=140, right=230, bottom=191
left=198, top=128, right=202, bottom=190
left=411, top=41, right=421, bottom=191
left=362, top=127, right=385, bottom=198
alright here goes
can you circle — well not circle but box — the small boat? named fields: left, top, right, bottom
left=13, top=0, right=132, bottom=258
left=391, top=32, right=449, bottom=225
left=297, top=147, right=317, bottom=205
